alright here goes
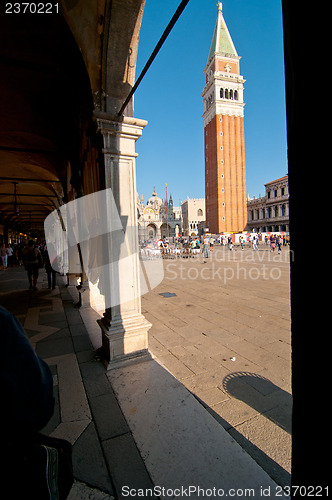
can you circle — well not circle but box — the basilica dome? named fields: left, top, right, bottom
left=147, top=189, right=163, bottom=208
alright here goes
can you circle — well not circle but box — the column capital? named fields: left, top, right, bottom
left=94, top=111, right=148, bottom=158
left=94, top=111, right=148, bottom=137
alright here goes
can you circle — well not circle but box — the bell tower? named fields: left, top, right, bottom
left=202, top=2, right=247, bottom=234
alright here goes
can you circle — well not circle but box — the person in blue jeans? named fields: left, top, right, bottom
left=203, top=235, right=209, bottom=258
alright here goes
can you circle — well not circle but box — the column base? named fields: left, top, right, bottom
left=97, top=313, right=152, bottom=370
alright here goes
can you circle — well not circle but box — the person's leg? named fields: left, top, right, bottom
left=32, top=266, right=39, bottom=290
left=27, top=267, right=33, bottom=289
left=46, top=270, right=51, bottom=288
left=52, top=271, right=56, bottom=289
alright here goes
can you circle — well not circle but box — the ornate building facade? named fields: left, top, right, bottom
left=137, top=189, right=182, bottom=241
left=247, top=175, right=289, bottom=233
left=202, top=3, right=247, bottom=234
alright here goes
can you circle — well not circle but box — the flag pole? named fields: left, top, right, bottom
left=166, top=183, right=169, bottom=238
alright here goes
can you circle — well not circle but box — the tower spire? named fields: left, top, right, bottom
left=207, top=2, right=237, bottom=63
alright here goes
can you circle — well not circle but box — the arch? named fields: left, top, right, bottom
left=146, top=223, right=157, bottom=240
left=0, top=7, right=95, bottom=238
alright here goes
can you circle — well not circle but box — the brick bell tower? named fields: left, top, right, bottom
left=202, top=2, right=247, bottom=234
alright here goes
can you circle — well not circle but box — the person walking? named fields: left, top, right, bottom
left=42, top=245, right=57, bottom=290
left=23, top=240, right=43, bottom=291
left=1, top=243, right=8, bottom=269
left=277, top=235, right=282, bottom=254
left=203, top=235, right=209, bottom=259
left=6, top=244, right=14, bottom=267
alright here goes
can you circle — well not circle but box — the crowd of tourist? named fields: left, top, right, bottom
left=0, top=240, right=57, bottom=291
left=140, top=232, right=290, bottom=259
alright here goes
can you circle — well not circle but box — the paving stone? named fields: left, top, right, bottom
left=155, top=352, right=195, bottom=379
left=89, top=392, right=130, bottom=441
left=38, top=311, right=67, bottom=324
left=68, top=481, right=113, bottom=500
left=102, top=433, right=156, bottom=499
left=36, top=336, right=74, bottom=358
left=73, top=422, right=114, bottom=495
left=81, top=366, right=113, bottom=399
left=64, top=309, right=84, bottom=326
left=229, top=414, right=291, bottom=486
left=72, top=334, right=93, bottom=353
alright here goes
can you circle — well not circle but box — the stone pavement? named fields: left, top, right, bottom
left=0, top=243, right=292, bottom=498
left=141, top=244, right=292, bottom=487
left=0, top=266, right=154, bottom=499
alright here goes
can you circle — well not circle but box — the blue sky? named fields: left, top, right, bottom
left=134, top=0, right=287, bottom=207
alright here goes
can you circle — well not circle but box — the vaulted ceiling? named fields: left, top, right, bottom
left=0, top=0, right=146, bottom=238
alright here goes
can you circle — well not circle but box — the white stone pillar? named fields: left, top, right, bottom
left=94, top=111, right=152, bottom=369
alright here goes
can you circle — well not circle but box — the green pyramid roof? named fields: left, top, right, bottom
left=207, top=5, right=238, bottom=63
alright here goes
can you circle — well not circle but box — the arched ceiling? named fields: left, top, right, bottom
left=0, top=0, right=146, bottom=237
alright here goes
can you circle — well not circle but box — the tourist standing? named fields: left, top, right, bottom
left=203, top=235, right=209, bottom=258
left=209, top=236, right=214, bottom=253
left=42, top=245, right=57, bottom=290
left=6, top=244, right=14, bottom=267
left=1, top=243, right=8, bottom=269
left=23, top=240, right=43, bottom=291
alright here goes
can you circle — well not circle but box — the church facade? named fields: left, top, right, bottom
left=137, top=189, right=182, bottom=241
left=202, top=3, right=247, bottom=234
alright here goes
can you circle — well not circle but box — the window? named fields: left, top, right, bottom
left=220, top=88, right=224, bottom=98
left=234, top=90, right=238, bottom=100
left=197, top=209, right=203, bottom=216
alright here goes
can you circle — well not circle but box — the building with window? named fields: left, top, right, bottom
left=247, top=175, right=289, bottom=233
left=181, top=198, right=206, bottom=236
left=137, top=189, right=182, bottom=241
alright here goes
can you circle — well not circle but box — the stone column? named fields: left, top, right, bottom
left=94, top=111, right=152, bottom=369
